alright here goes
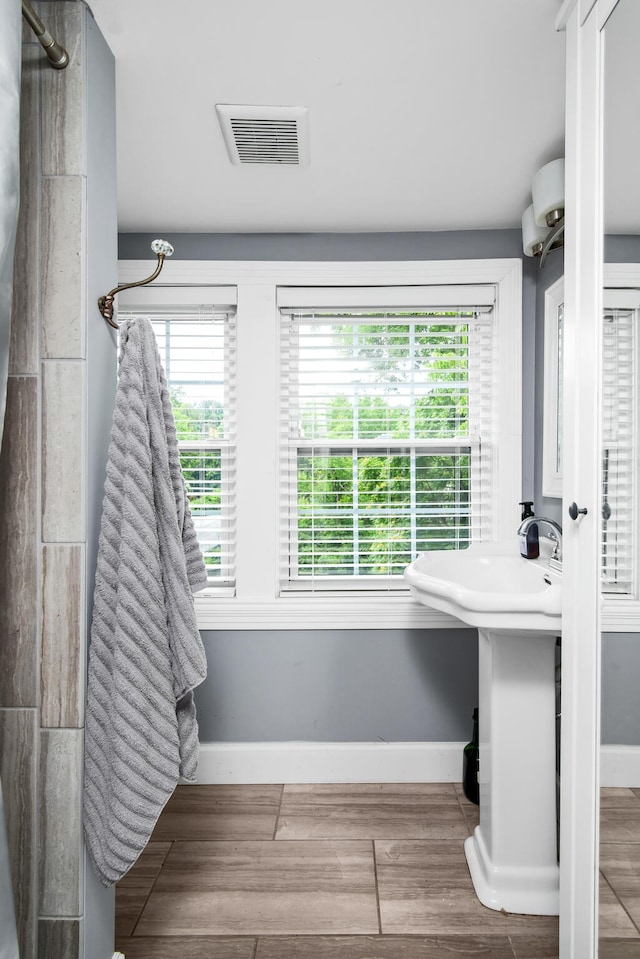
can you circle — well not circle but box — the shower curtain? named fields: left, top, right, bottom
left=0, top=5, right=23, bottom=957
left=0, top=0, right=21, bottom=448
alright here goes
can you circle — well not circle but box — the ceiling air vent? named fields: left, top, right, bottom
left=216, top=104, right=309, bottom=166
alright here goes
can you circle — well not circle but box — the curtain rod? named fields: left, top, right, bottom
left=21, top=0, right=69, bottom=69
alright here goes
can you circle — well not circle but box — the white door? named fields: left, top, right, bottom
left=559, top=3, right=605, bottom=957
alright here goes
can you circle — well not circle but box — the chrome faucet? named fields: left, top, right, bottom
left=517, top=516, right=563, bottom=569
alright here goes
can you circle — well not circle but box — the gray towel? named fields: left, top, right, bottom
left=84, top=317, right=208, bottom=887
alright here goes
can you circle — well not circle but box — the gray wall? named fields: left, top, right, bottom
left=85, top=8, right=117, bottom=959
left=601, top=633, right=640, bottom=743
left=121, top=229, right=536, bottom=745
left=197, top=628, right=478, bottom=742
left=605, top=235, right=640, bottom=262
left=119, top=228, right=526, bottom=263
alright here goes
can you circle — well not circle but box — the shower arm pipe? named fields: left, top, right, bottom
left=21, top=0, right=69, bottom=70
left=98, top=240, right=175, bottom=330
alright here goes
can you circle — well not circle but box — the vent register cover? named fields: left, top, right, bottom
left=216, top=104, right=309, bottom=166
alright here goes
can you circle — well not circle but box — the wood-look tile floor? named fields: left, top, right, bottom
left=115, top=783, right=640, bottom=958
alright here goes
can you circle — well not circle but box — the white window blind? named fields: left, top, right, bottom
left=117, top=290, right=237, bottom=590
left=278, top=286, right=496, bottom=592
left=602, top=303, right=637, bottom=596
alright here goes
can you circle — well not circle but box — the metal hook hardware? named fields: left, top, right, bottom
left=21, top=0, right=69, bottom=69
left=568, top=502, right=588, bottom=521
left=98, top=240, right=174, bottom=329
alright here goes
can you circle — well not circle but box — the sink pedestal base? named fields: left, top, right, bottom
left=464, top=627, right=560, bottom=916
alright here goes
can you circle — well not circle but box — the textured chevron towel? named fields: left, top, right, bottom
left=84, top=317, right=208, bottom=887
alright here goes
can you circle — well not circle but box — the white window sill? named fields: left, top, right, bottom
left=194, top=592, right=463, bottom=631
left=194, top=593, right=640, bottom=633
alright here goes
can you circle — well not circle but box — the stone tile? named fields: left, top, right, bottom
left=457, top=799, right=480, bottom=834
left=601, top=790, right=640, bottom=844
left=461, top=806, right=480, bottom=836
left=136, top=839, right=378, bottom=936
left=116, top=938, right=256, bottom=959
left=37, top=918, right=82, bottom=959
left=601, top=841, right=640, bottom=893
left=601, top=787, right=640, bottom=809
left=509, top=936, right=559, bottom=958
left=276, top=783, right=468, bottom=841
left=151, top=784, right=282, bottom=842
left=39, top=728, right=83, bottom=916
left=375, top=840, right=559, bottom=936
left=40, top=3, right=85, bottom=176
left=601, top=822, right=640, bottom=845
left=22, top=9, right=38, bottom=43
left=599, top=940, right=640, bottom=958
left=0, top=708, right=38, bottom=959
left=118, top=842, right=172, bottom=890
left=115, top=842, right=171, bottom=938
left=42, top=360, right=85, bottom=542
left=116, top=885, right=153, bottom=941
left=11, top=44, right=40, bottom=376
left=453, top=783, right=481, bottom=836
left=41, top=178, right=85, bottom=358
left=255, top=934, right=516, bottom=958
left=453, top=783, right=476, bottom=806
left=601, top=844, right=640, bottom=932
left=41, top=544, right=85, bottom=727
left=599, top=872, right=639, bottom=938
left=0, top=376, right=38, bottom=707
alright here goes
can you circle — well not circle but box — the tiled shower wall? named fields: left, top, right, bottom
left=0, top=5, right=116, bottom=957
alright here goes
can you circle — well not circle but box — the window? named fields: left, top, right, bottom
left=115, top=259, right=522, bottom=629
left=602, top=291, right=639, bottom=598
left=542, top=278, right=564, bottom=498
left=117, top=287, right=237, bottom=591
left=278, top=287, right=496, bottom=591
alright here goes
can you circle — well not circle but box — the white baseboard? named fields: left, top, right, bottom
left=600, top=745, right=640, bottom=787
left=196, top=741, right=640, bottom=787
left=196, top=741, right=466, bottom=784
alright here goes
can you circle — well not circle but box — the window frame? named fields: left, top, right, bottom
left=117, top=285, right=238, bottom=593
left=277, top=294, right=496, bottom=590
left=542, top=277, right=565, bottom=498
left=116, top=258, right=523, bottom=630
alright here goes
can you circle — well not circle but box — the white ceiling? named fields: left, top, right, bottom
left=86, top=0, right=567, bottom=235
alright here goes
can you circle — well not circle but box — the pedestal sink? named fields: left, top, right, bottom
left=404, top=541, right=562, bottom=916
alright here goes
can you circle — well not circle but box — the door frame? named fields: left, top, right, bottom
left=558, top=2, right=613, bottom=956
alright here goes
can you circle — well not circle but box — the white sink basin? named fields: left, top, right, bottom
left=404, top=541, right=562, bottom=632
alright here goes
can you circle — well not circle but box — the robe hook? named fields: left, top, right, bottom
left=98, top=239, right=174, bottom=329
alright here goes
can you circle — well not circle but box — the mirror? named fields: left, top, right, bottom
left=542, top=277, right=564, bottom=498
left=542, top=264, right=640, bottom=631
left=599, top=0, right=640, bottom=951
